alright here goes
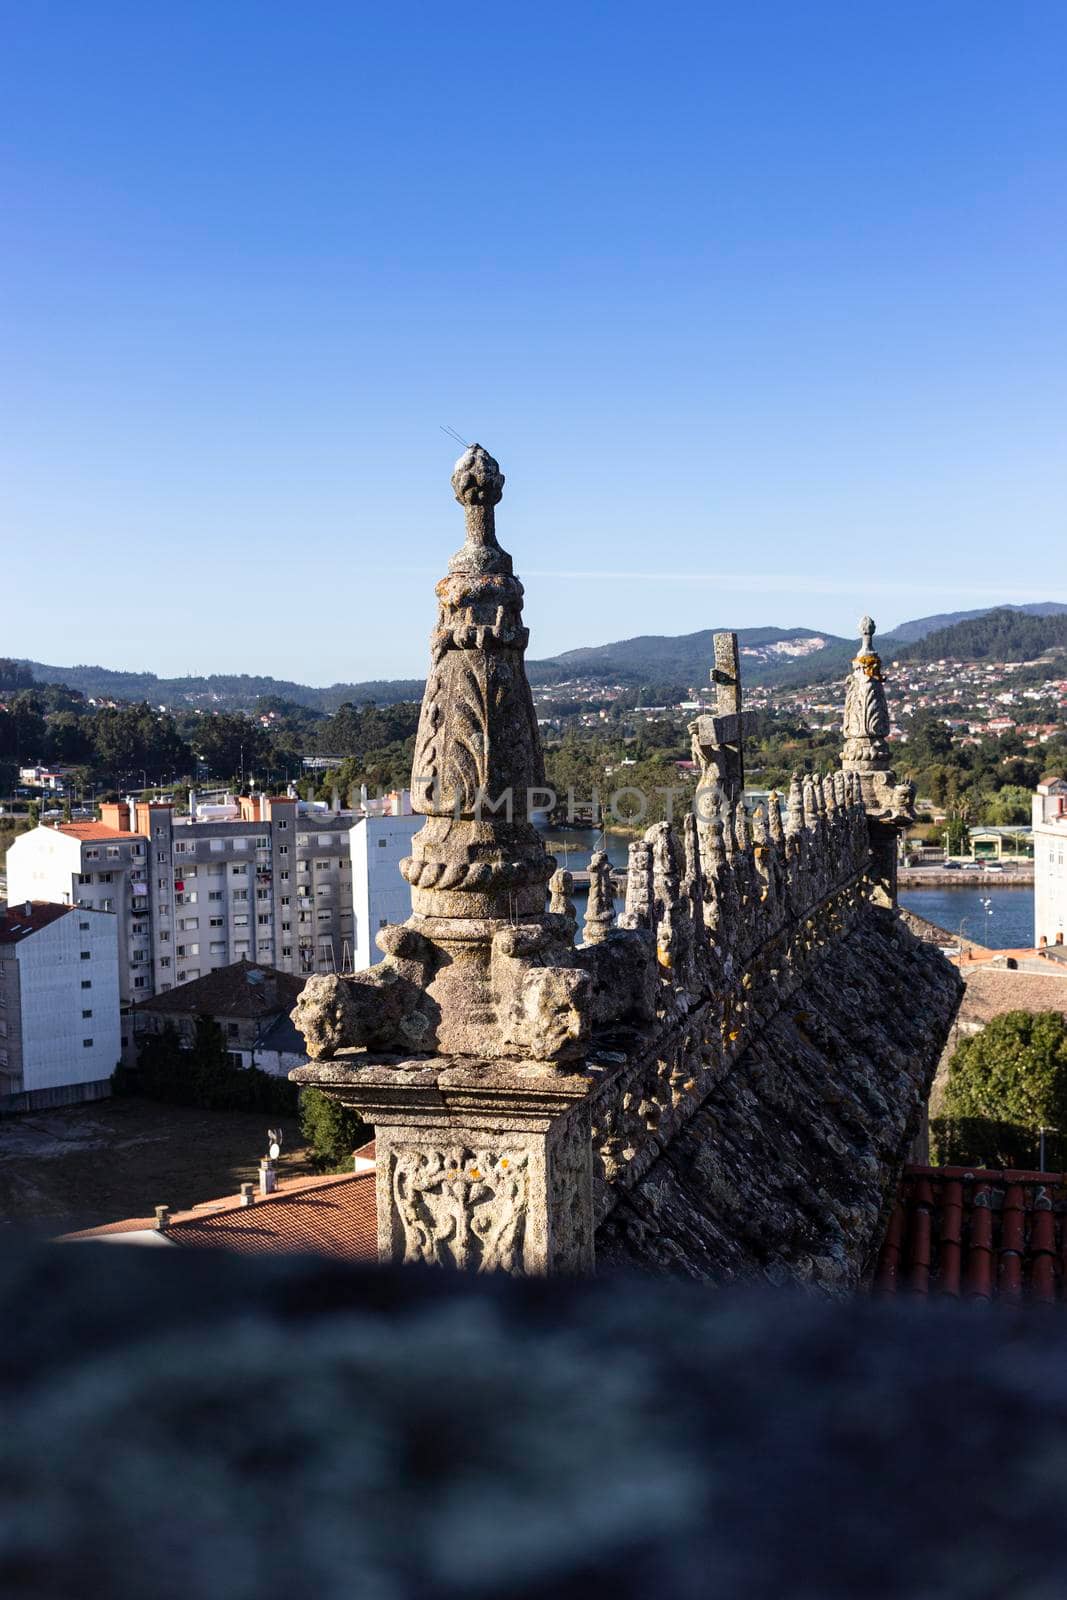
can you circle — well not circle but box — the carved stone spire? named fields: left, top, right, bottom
left=842, top=616, right=892, bottom=774
left=840, top=609, right=914, bottom=902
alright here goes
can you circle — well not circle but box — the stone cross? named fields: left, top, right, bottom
left=690, top=631, right=759, bottom=806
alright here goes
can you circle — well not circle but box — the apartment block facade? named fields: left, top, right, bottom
left=0, top=901, right=121, bottom=1111
left=1034, top=775, right=1067, bottom=948
left=7, top=792, right=420, bottom=1025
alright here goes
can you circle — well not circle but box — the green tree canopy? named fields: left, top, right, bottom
left=943, top=1010, right=1067, bottom=1132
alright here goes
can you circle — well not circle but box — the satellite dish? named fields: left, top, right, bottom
left=267, top=1127, right=283, bottom=1161
left=269, top=1142, right=281, bottom=1161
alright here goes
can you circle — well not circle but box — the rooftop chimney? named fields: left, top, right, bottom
left=240, top=1182, right=255, bottom=1207
left=154, top=1205, right=170, bottom=1231
left=259, top=1159, right=277, bottom=1196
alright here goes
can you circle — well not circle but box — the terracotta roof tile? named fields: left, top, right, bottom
left=132, top=960, right=305, bottom=1019
left=55, top=822, right=143, bottom=841
left=58, top=1171, right=378, bottom=1262
left=877, top=1167, right=1067, bottom=1304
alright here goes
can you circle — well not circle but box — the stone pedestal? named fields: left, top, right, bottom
left=292, top=1055, right=595, bottom=1276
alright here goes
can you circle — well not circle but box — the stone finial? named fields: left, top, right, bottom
left=786, top=773, right=804, bottom=835
left=448, top=445, right=510, bottom=575
left=734, top=799, right=751, bottom=853
left=767, top=790, right=785, bottom=846
left=582, top=851, right=616, bottom=946
left=549, top=866, right=576, bottom=925
left=858, top=615, right=875, bottom=655
left=619, top=838, right=654, bottom=930
left=751, top=804, right=768, bottom=849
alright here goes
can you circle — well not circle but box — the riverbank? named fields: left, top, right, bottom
left=899, top=867, right=1033, bottom=887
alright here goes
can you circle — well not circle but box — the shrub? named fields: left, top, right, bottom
left=300, top=1088, right=371, bottom=1173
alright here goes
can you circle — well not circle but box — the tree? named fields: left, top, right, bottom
left=940, top=1011, right=1067, bottom=1164
left=191, top=714, right=273, bottom=784
left=300, top=1087, right=370, bottom=1172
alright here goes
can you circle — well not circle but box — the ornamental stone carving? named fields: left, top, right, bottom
left=392, top=1146, right=529, bottom=1273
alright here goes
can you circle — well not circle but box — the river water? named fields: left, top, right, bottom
left=540, top=827, right=1035, bottom=949
left=898, top=886, right=1034, bottom=949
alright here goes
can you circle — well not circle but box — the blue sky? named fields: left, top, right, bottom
left=3, top=2, right=1066, bottom=683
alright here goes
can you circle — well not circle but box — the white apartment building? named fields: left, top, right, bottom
left=6, top=790, right=422, bottom=1045
left=1034, top=775, right=1067, bottom=949
left=350, top=805, right=421, bottom=969
left=0, top=901, right=121, bottom=1111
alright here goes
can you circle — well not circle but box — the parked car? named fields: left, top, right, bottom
left=943, top=861, right=961, bottom=870
left=961, top=861, right=982, bottom=871
left=985, top=864, right=1005, bottom=873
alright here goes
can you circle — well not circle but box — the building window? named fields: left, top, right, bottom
left=232, top=865, right=246, bottom=876
left=226, top=1052, right=243, bottom=1069
left=257, top=913, right=270, bottom=926
left=80, top=950, right=91, bottom=961
left=157, top=851, right=167, bottom=863
left=82, top=1038, right=93, bottom=1048
left=281, top=895, right=290, bottom=907
left=134, top=976, right=147, bottom=989
left=78, top=873, right=93, bottom=885
left=85, top=848, right=100, bottom=860
left=277, top=820, right=288, bottom=830
left=279, top=845, right=289, bottom=857
left=210, top=916, right=224, bottom=928
left=79, top=920, right=90, bottom=930
left=159, top=931, right=170, bottom=942
left=82, top=1008, right=93, bottom=1019
left=81, top=979, right=92, bottom=990
left=281, top=921, right=291, bottom=932
left=107, top=846, right=120, bottom=860
left=160, top=957, right=171, bottom=968
left=254, top=836, right=268, bottom=848
left=378, top=839, right=388, bottom=848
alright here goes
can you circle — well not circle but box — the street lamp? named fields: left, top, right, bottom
left=956, top=916, right=970, bottom=968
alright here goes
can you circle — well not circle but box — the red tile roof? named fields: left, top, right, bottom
left=0, top=900, right=75, bottom=944
left=54, top=821, right=143, bottom=841
left=132, top=960, right=305, bottom=1019
left=876, top=1166, right=1067, bottom=1304
left=59, top=1170, right=379, bottom=1261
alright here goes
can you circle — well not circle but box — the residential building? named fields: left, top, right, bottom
left=0, top=901, right=121, bottom=1111
left=6, top=789, right=421, bottom=1037
left=129, top=959, right=305, bottom=1070
left=350, top=797, right=420, bottom=970
left=1033, top=775, right=1067, bottom=949
left=5, top=815, right=153, bottom=1009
